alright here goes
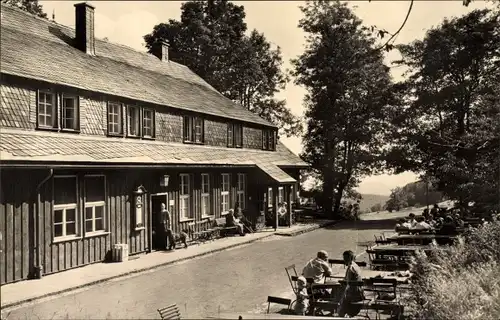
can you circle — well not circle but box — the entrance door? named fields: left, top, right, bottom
left=151, top=194, right=168, bottom=251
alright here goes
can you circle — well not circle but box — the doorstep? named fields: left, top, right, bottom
left=0, top=220, right=333, bottom=310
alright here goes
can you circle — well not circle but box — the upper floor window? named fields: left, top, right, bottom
left=38, top=91, right=57, bottom=128
left=107, top=102, right=123, bottom=135
left=143, top=109, right=154, bottom=138
left=126, top=105, right=155, bottom=139
left=227, top=123, right=243, bottom=148
left=37, top=90, right=80, bottom=131
left=262, top=129, right=276, bottom=151
left=184, top=116, right=204, bottom=144
left=61, top=95, right=79, bottom=131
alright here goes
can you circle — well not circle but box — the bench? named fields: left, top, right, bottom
left=213, top=217, right=239, bottom=237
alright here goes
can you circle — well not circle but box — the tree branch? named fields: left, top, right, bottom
left=373, top=0, right=414, bottom=51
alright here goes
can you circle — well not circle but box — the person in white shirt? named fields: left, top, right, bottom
left=414, top=216, right=432, bottom=230
left=302, top=250, right=333, bottom=284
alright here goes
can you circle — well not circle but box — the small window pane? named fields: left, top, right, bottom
left=85, top=220, right=93, bottom=232
left=85, top=207, right=93, bottom=220
left=108, top=103, right=122, bottom=134
left=66, top=208, right=76, bottom=222
left=54, top=224, right=63, bottom=237
left=143, top=109, right=154, bottom=137
left=95, top=206, right=104, bottom=219
left=95, top=218, right=104, bottom=231
left=66, top=222, right=76, bottom=235
left=54, top=210, right=63, bottom=223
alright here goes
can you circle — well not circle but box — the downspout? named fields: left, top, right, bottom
left=35, top=169, right=53, bottom=279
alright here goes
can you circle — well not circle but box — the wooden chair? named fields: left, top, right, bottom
left=285, top=264, right=299, bottom=294
left=266, top=296, right=292, bottom=314
left=363, top=278, right=402, bottom=320
left=157, top=304, right=181, bottom=320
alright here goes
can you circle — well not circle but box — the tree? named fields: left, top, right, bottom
left=143, top=0, right=301, bottom=136
left=370, top=203, right=383, bottom=212
left=387, top=9, right=500, bottom=210
left=292, top=0, right=394, bottom=219
left=2, top=0, right=47, bottom=18
left=385, top=187, right=410, bottom=212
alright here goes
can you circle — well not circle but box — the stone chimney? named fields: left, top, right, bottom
left=74, top=2, right=95, bottom=55
left=152, top=40, right=170, bottom=62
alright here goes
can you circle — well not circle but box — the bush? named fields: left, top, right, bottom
left=404, top=221, right=500, bottom=320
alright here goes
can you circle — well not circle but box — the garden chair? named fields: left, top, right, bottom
left=157, top=304, right=181, bottom=319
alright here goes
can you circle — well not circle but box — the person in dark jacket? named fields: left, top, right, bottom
left=225, top=209, right=245, bottom=236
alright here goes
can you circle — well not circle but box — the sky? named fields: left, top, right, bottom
left=39, top=0, right=493, bottom=195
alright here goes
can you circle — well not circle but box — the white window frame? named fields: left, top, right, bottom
left=61, top=94, right=79, bottom=131
left=127, top=105, right=140, bottom=137
left=278, top=186, right=284, bottom=204
left=142, top=108, right=154, bottom=138
left=37, top=90, right=56, bottom=128
left=53, top=175, right=80, bottom=242
left=268, top=187, right=273, bottom=208
left=221, top=173, right=231, bottom=215
left=237, top=173, right=246, bottom=209
left=201, top=173, right=212, bottom=218
left=107, top=102, right=123, bottom=135
left=179, top=174, right=192, bottom=221
left=84, top=175, right=107, bottom=235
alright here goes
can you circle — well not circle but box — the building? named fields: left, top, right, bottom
left=0, top=2, right=307, bottom=285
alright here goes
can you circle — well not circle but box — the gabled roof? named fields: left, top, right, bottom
left=0, top=129, right=308, bottom=183
left=0, top=3, right=275, bottom=128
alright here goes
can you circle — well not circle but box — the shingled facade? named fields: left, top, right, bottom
left=0, top=2, right=307, bottom=285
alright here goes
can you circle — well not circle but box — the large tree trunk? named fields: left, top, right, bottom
left=323, top=178, right=335, bottom=219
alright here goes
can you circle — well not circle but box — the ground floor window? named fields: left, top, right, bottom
left=237, top=173, right=246, bottom=209
left=53, top=176, right=79, bottom=239
left=201, top=173, right=211, bottom=216
left=84, top=175, right=106, bottom=233
left=278, top=186, right=284, bottom=204
left=268, top=187, right=273, bottom=208
left=221, top=173, right=230, bottom=214
left=180, top=174, right=192, bottom=220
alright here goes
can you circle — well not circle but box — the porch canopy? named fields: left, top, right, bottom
left=0, top=128, right=308, bottom=171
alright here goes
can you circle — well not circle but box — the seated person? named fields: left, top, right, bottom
left=338, top=250, right=365, bottom=318
left=294, top=276, right=309, bottom=315
left=302, top=250, right=333, bottom=284
left=408, top=213, right=417, bottom=228
left=430, top=204, right=440, bottom=217
left=225, top=209, right=245, bottom=236
left=395, top=218, right=412, bottom=230
left=414, top=216, right=432, bottom=231
left=234, top=202, right=254, bottom=233
left=437, top=216, right=458, bottom=235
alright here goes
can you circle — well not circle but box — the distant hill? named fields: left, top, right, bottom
left=344, top=194, right=390, bottom=212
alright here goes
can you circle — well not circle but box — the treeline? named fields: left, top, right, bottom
left=383, top=181, right=445, bottom=212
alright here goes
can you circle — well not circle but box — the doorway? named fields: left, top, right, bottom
left=151, top=193, right=168, bottom=251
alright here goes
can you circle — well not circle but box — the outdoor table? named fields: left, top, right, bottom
left=370, top=245, right=445, bottom=258
left=387, top=234, right=457, bottom=245
left=206, top=312, right=350, bottom=319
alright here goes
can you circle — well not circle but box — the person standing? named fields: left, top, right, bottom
left=161, top=203, right=176, bottom=250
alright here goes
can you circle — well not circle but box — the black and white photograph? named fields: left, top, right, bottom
left=0, top=0, right=499, bottom=319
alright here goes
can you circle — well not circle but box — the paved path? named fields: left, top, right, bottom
left=2, top=214, right=405, bottom=320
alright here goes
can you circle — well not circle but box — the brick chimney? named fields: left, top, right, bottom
left=152, top=40, right=170, bottom=62
left=74, top=2, right=95, bottom=55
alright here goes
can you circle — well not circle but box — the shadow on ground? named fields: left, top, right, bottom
left=323, top=217, right=400, bottom=231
